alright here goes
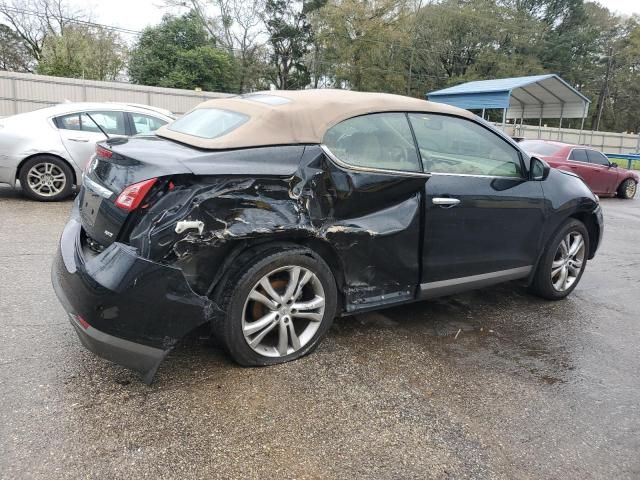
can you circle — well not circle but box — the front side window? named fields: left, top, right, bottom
left=586, top=150, right=610, bottom=166
left=55, top=111, right=126, bottom=135
left=569, top=149, right=589, bottom=163
left=131, top=113, right=167, bottom=134
left=408, top=113, right=522, bottom=177
left=168, top=108, right=248, bottom=139
left=323, top=113, right=421, bottom=172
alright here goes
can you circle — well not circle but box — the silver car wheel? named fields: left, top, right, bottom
left=27, top=162, right=67, bottom=197
left=242, top=265, right=325, bottom=357
left=551, top=231, right=586, bottom=292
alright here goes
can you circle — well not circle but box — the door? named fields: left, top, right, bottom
left=566, top=148, right=592, bottom=180
left=56, top=110, right=128, bottom=170
left=585, top=150, right=619, bottom=194
left=408, top=113, right=546, bottom=297
left=322, top=112, right=426, bottom=309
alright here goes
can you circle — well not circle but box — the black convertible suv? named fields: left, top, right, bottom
left=52, top=90, right=603, bottom=382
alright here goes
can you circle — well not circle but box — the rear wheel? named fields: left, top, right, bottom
left=19, top=155, right=73, bottom=201
left=214, top=246, right=338, bottom=366
left=617, top=178, right=637, bottom=199
left=530, top=219, right=589, bottom=300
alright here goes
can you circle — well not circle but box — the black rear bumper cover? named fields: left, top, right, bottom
left=51, top=205, right=215, bottom=383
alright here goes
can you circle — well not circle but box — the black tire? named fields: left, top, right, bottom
left=617, top=178, right=637, bottom=199
left=529, top=219, right=589, bottom=300
left=213, top=245, right=338, bottom=367
left=18, top=155, right=74, bottom=201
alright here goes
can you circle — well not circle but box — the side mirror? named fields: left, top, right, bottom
left=530, top=156, right=550, bottom=181
left=611, top=162, right=618, bottom=168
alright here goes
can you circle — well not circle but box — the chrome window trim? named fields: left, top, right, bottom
left=321, top=144, right=524, bottom=180
left=320, top=144, right=430, bottom=178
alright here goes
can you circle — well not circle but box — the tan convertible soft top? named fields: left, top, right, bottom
left=156, top=89, right=473, bottom=150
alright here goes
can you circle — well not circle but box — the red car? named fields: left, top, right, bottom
left=520, top=140, right=638, bottom=199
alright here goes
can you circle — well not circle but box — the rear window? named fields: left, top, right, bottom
left=520, top=141, right=563, bottom=156
left=167, top=108, right=248, bottom=139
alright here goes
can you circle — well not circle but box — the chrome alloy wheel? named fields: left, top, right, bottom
left=625, top=180, right=637, bottom=198
left=27, top=162, right=66, bottom=197
left=551, top=231, right=586, bottom=292
left=242, top=266, right=325, bottom=357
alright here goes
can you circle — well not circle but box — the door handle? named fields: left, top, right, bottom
left=433, top=197, right=460, bottom=207
left=68, top=137, right=89, bottom=142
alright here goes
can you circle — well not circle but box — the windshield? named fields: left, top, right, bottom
left=520, top=140, right=564, bottom=156
left=168, top=108, right=248, bottom=139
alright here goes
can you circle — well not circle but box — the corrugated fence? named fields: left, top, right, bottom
left=0, top=71, right=232, bottom=117
left=503, top=124, right=640, bottom=155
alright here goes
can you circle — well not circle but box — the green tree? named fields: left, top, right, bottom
left=264, top=0, right=314, bottom=89
left=312, top=0, right=410, bottom=92
left=128, top=11, right=236, bottom=92
left=37, top=26, right=127, bottom=80
left=0, top=24, right=32, bottom=71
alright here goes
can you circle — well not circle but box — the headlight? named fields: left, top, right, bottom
left=594, top=194, right=600, bottom=203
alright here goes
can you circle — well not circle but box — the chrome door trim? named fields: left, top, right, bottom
left=419, top=266, right=532, bottom=299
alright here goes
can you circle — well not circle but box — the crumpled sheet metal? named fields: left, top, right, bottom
left=131, top=145, right=425, bottom=311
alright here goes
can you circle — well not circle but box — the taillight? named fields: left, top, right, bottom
left=96, top=145, right=112, bottom=158
left=115, top=178, right=158, bottom=212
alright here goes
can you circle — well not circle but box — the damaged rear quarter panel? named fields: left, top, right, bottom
left=131, top=145, right=426, bottom=313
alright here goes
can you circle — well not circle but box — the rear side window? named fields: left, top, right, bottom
left=323, top=113, right=421, bottom=172
left=569, top=149, right=589, bottom=163
left=520, top=141, right=564, bottom=156
left=131, top=113, right=167, bottom=134
left=586, top=150, right=610, bottom=166
left=409, top=113, right=522, bottom=177
left=168, top=108, right=248, bottom=139
left=54, top=111, right=126, bottom=135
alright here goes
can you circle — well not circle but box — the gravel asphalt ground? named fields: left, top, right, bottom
left=1, top=186, right=638, bottom=479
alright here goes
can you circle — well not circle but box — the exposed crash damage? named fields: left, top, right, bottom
left=52, top=89, right=603, bottom=382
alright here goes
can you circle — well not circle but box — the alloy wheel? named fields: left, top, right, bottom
left=551, top=231, right=586, bottom=292
left=242, top=265, right=325, bottom=357
left=27, top=162, right=66, bottom=197
left=625, top=181, right=636, bottom=198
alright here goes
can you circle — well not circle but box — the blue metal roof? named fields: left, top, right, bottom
left=427, top=74, right=590, bottom=119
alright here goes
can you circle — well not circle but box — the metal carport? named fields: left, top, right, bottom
left=427, top=74, right=591, bottom=134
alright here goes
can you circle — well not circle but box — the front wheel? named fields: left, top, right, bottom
left=215, top=247, right=338, bottom=366
left=617, top=178, right=637, bottom=199
left=529, top=219, right=589, bottom=300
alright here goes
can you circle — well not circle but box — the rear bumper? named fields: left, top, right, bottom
left=68, top=313, right=168, bottom=384
left=51, top=202, right=215, bottom=382
left=0, top=159, right=17, bottom=186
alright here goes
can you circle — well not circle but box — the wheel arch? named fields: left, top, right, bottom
left=16, top=153, right=78, bottom=186
left=569, top=211, right=600, bottom=259
left=207, top=236, right=347, bottom=312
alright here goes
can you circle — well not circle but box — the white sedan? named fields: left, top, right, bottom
left=0, top=102, right=174, bottom=201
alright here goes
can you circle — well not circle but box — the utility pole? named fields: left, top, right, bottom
left=406, top=0, right=425, bottom=96
left=595, top=46, right=613, bottom=132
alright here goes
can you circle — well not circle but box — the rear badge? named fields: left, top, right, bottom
left=104, top=230, right=113, bottom=238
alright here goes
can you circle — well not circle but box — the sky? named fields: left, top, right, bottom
left=81, top=0, right=640, bottom=34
